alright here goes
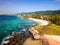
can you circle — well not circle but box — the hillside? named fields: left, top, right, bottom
left=17, top=10, right=60, bottom=15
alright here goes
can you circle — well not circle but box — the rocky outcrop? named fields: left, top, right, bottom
left=29, top=27, right=40, bottom=39
left=2, top=32, right=25, bottom=45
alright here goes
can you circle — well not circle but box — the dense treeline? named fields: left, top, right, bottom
left=43, top=15, right=60, bottom=25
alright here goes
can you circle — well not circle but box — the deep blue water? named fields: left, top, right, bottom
left=0, top=15, right=37, bottom=44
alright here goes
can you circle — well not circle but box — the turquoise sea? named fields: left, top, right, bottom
left=0, top=15, right=37, bottom=44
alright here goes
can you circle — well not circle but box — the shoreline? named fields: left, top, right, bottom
left=1, top=18, right=60, bottom=45
left=28, top=18, right=49, bottom=26
left=1, top=20, right=38, bottom=45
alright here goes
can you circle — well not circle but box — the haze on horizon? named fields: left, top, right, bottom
left=0, top=0, right=60, bottom=14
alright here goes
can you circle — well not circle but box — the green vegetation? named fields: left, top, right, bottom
left=34, top=24, right=60, bottom=35
left=43, top=15, right=60, bottom=25
left=18, top=10, right=60, bottom=35
left=20, top=10, right=60, bottom=25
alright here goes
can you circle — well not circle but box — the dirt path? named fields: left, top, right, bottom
left=44, top=35, right=60, bottom=45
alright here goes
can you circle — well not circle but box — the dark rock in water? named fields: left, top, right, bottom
left=2, top=32, right=25, bottom=45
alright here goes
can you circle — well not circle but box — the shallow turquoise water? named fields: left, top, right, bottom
left=0, top=15, right=37, bottom=43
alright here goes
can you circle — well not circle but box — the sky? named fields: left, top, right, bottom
left=0, top=0, right=60, bottom=14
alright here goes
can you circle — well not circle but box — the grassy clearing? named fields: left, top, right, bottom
left=34, top=24, right=60, bottom=35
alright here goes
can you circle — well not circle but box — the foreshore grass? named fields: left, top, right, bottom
left=34, top=24, right=60, bottom=35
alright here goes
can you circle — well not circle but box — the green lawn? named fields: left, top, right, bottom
left=34, top=24, right=60, bottom=35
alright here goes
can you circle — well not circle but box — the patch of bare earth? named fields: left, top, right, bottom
left=44, top=35, right=60, bottom=45
left=23, top=38, right=41, bottom=45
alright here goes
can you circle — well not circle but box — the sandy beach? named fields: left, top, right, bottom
left=28, top=18, right=49, bottom=26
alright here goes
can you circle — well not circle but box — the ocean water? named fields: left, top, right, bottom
left=0, top=15, right=37, bottom=44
